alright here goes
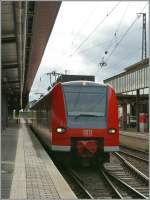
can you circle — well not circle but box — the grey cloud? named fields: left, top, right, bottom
left=76, top=19, right=146, bottom=81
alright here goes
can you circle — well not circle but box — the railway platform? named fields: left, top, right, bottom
left=1, top=119, right=76, bottom=199
left=120, top=130, right=149, bottom=152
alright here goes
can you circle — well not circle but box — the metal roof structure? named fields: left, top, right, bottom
left=2, top=2, right=21, bottom=110
left=2, top=1, right=61, bottom=109
left=104, top=58, right=149, bottom=94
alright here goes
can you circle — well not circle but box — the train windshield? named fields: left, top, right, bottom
left=63, top=84, right=107, bottom=128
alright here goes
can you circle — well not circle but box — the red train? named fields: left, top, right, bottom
left=30, top=81, right=119, bottom=164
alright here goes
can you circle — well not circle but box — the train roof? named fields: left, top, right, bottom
left=62, top=80, right=107, bottom=87
left=30, top=81, right=108, bottom=109
left=56, top=74, right=95, bottom=83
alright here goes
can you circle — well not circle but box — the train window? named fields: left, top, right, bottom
left=65, top=92, right=106, bottom=114
left=63, top=85, right=107, bottom=128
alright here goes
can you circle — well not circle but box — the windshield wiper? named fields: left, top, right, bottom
left=74, top=113, right=104, bottom=119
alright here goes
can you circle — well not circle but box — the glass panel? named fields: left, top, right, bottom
left=120, top=77, right=122, bottom=93
left=118, top=77, right=120, bottom=93
left=129, top=73, right=131, bottom=91
left=122, top=76, right=124, bottom=92
left=146, top=67, right=149, bottom=87
left=126, top=73, right=129, bottom=91
left=64, top=86, right=106, bottom=115
left=125, top=74, right=127, bottom=92
left=117, top=77, right=119, bottom=93
left=63, top=85, right=107, bottom=128
left=144, top=67, right=146, bottom=87
left=138, top=70, right=140, bottom=89
left=135, top=71, right=138, bottom=90
left=130, top=73, right=133, bottom=91
left=139, top=69, right=141, bottom=89
left=141, top=68, right=144, bottom=88
left=134, top=71, right=136, bottom=90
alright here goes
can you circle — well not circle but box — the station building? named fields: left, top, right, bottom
left=104, top=58, right=149, bottom=132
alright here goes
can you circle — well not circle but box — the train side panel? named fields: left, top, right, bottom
left=105, top=86, right=119, bottom=151
left=51, top=84, right=68, bottom=151
left=31, top=94, right=52, bottom=148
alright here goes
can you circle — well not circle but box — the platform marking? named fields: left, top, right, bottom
left=51, top=145, right=71, bottom=151
left=10, top=124, right=27, bottom=199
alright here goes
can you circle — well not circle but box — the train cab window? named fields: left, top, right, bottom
left=63, top=85, right=107, bottom=128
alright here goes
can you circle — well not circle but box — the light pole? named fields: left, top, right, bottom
left=137, top=13, right=147, bottom=60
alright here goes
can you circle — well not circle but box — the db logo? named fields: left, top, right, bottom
left=83, top=129, right=93, bottom=136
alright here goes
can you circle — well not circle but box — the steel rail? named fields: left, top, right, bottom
left=120, top=145, right=148, bottom=156
left=68, top=168, right=94, bottom=199
left=119, top=150, right=148, bottom=163
left=114, top=152, right=149, bottom=184
left=102, top=166, right=147, bottom=199
left=100, top=168, right=123, bottom=199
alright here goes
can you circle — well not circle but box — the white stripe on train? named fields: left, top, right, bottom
left=104, top=146, right=119, bottom=152
left=51, top=145, right=119, bottom=152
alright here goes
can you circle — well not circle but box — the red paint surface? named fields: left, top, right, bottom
left=51, top=84, right=119, bottom=149
left=139, top=113, right=148, bottom=123
left=51, top=84, right=67, bottom=145
left=32, top=83, right=119, bottom=153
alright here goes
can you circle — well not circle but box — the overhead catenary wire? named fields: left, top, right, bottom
left=79, top=40, right=111, bottom=54
left=70, top=1, right=121, bottom=57
left=79, top=5, right=130, bottom=56
left=98, top=2, right=130, bottom=67
left=94, top=47, right=141, bottom=78
left=80, top=24, right=141, bottom=77
left=104, top=2, right=130, bottom=54
left=104, top=3, right=148, bottom=64
left=61, top=1, right=122, bottom=72
left=71, top=5, right=97, bottom=46
left=114, top=2, right=130, bottom=36
left=110, top=47, right=141, bottom=70
left=64, top=5, right=98, bottom=60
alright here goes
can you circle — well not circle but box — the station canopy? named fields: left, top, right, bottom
left=2, top=1, right=61, bottom=109
left=104, top=58, right=149, bottom=94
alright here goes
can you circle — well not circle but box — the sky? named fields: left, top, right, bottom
left=29, top=1, right=148, bottom=101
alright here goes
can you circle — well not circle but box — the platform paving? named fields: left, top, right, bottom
left=1, top=121, right=19, bottom=199
left=1, top=119, right=76, bottom=199
left=120, top=130, right=149, bottom=152
left=120, top=130, right=149, bottom=139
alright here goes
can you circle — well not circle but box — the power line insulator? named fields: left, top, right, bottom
left=52, top=71, right=56, bottom=76
left=99, top=61, right=107, bottom=67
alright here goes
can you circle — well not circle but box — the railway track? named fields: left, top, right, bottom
left=118, top=149, right=149, bottom=176
left=56, top=163, right=126, bottom=199
left=69, top=167, right=123, bottom=199
left=65, top=165, right=148, bottom=199
left=101, top=167, right=147, bottom=199
left=104, top=153, right=149, bottom=198
left=59, top=165, right=120, bottom=199
left=120, top=146, right=148, bottom=160
left=54, top=154, right=149, bottom=199
left=119, top=150, right=148, bottom=163
left=50, top=145, right=149, bottom=199
left=56, top=164, right=94, bottom=199
left=67, top=168, right=94, bottom=199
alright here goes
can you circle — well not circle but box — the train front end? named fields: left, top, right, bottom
left=52, top=81, right=119, bottom=164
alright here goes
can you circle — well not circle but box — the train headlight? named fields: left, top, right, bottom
left=108, top=128, right=116, bottom=134
left=56, top=127, right=66, bottom=134
left=82, top=82, right=86, bottom=86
